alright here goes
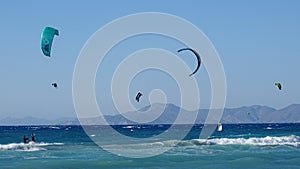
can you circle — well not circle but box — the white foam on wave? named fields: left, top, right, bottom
left=0, top=142, right=64, bottom=151
left=105, top=135, right=300, bottom=150
left=190, top=135, right=300, bottom=147
left=165, top=135, right=300, bottom=147
left=89, top=135, right=300, bottom=157
left=122, top=126, right=134, bottom=129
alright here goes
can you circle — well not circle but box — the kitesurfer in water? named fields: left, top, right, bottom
left=31, top=134, right=36, bottom=142
left=23, top=135, right=29, bottom=143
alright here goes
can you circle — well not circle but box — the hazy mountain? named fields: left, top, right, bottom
left=1, top=104, right=300, bottom=125
left=221, top=105, right=276, bottom=123
left=105, top=103, right=194, bottom=125
left=77, top=103, right=300, bottom=124
left=0, top=116, right=53, bottom=125
left=53, top=117, right=80, bottom=125
left=260, top=104, right=300, bottom=123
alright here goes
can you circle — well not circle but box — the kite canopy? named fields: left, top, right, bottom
left=177, top=48, right=201, bottom=76
left=135, top=92, right=142, bottom=102
left=275, top=82, right=282, bottom=90
left=41, top=27, right=59, bottom=57
left=52, top=83, right=58, bottom=88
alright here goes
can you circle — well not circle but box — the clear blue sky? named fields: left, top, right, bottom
left=0, top=1, right=299, bottom=119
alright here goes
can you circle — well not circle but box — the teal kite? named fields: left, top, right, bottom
left=40, top=27, right=59, bottom=57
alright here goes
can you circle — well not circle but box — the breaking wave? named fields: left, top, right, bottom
left=0, top=142, right=64, bottom=151
left=104, top=135, right=300, bottom=150
left=175, top=135, right=300, bottom=147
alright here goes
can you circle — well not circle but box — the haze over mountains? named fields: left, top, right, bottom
left=1, top=103, right=300, bottom=125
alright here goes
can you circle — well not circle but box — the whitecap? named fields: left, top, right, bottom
left=190, top=135, right=300, bottom=147
left=122, top=126, right=134, bottom=129
left=0, top=142, right=64, bottom=151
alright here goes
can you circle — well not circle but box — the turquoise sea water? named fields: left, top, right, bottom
left=0, top=124, right=300, bottom=169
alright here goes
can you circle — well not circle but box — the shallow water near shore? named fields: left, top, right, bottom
left=0, top=124, right=300, bottom=169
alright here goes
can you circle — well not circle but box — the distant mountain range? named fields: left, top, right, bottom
left=0, top=116, right=80, bottom=126
left=1, top=103, right=300, bottom=125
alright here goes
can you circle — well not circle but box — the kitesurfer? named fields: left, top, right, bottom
left=31, top=134, right=35, bottom=142
left=23, top=135, right=29, bottom=143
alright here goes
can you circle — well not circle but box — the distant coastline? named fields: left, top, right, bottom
left=1, top=103, right=300, bottom=125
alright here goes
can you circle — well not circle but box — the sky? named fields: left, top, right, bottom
left=0, top=1, right=300, bottom=119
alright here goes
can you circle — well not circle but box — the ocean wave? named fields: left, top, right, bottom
left=160, top=135, right=300, bottom=147
left=187, top=135, right=300, bottom=147
left=122, top=126, right=134, bottom=129
left=0, top=142, right=64, bottom=151
left=104, top=135, right=300, bottom=150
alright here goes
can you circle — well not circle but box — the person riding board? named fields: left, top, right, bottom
left=31, top=134, right=35, bottom=142
left=23, top=135, right=29, bottom=143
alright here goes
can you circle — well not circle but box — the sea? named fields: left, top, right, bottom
left=0, top=123, right=300, bottom=169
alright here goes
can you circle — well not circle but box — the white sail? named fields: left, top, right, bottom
left=217, top=123, right=223, bottom=132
